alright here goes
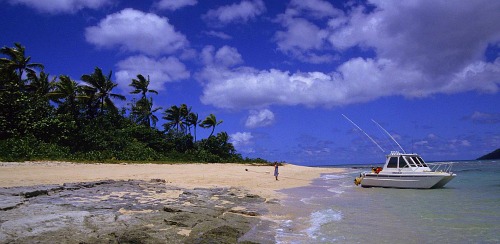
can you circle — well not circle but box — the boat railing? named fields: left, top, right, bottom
left=426, top=162, right=454, bottom=173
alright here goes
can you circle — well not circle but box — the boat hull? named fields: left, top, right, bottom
left=360, top=173, right=456, bottom=189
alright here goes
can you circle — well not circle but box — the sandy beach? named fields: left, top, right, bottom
left=0, top=162, right=344, bottom=243
left=0, top=162, right=343, bottom=199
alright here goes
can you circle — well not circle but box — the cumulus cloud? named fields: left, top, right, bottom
left=154, top=0, right=197, bottom=11
left=85, top=8, right=188, bottom=56
left=6, top=0, right=112, bottom=13
left=230, top=132, right=254, bottom=153
left=200, top=45, right=243, bottom=68
left=198, top=57, right=413, bottom=109
left=198, top=1, right=500, bottom=109
left=276, top=0, right=500, bottom=68
left=203, top=0, right=266, bottom=25
left=245, top=109, right=275, bottom=128
left=115, top=55, right=189, bottom=92
left=274, top=17, right=334, bottom=63
left=274, top=0, right=342, bottom=63
left=327, top=1, right=500, bottom=76
left=199, top=57, right=499, bottom=109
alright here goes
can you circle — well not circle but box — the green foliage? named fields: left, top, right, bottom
left=0, top=136, right=69, bottom=161
left=0, top=43, right=270, bottom=164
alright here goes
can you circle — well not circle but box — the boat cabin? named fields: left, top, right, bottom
left=383, top=151, right=431, bottom=172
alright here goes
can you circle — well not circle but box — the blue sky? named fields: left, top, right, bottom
left=1, top=0, right=499, bottom=165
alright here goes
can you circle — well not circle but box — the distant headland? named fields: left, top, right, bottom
left=477, top=148, right=500, bottom=160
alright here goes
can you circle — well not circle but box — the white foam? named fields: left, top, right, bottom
left=339, top=181, right=356, bottom=188
left=275, top=219, right=308, bottom=244
left=320, top=174, right=346, bottom=180
left=327, top=187, right=345, bottom=195
left=300, top=196, right=323, bottom=205
left=306, top=209, right=342, bottom=240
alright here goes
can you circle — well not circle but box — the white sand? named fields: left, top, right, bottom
left=0, top=162, right=344, bottom=199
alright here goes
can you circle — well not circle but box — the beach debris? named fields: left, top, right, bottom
left=163, top=206, right=183, bottom=213
left=150, top=178, right=166, bottom=183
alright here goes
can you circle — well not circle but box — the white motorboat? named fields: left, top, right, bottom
left=354, top=151, right=456, bottom=189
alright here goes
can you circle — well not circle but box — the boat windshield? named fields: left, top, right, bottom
left=398, top=156, right=408, bottom=168
left=414, top=157, right=428, bottom=167
left=405, top=156, right=418, bottom=167
left=387, top=157, right=398, bottom=168
left=411, top=157, right=424, bottom=167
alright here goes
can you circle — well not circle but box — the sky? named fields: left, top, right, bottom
left=1, top=0, right=499, bottom=165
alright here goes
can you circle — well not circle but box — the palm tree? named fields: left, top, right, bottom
left=200, top=113, right=223, bottom=138
left=26, top=70, right=53, bottom=97
left=131, top=97, right=162, bottom=127
left=162, top=105, right=183, bottom=132
left=0, top=43, right=44, bottom=83
left=129, top=74, right=161, bottom=128
left=162, top=104, right=193, bottom=134
left=0, top=43, right=44, bottom=139
left=79, top=84, right=99, bottom=119
left=179, top=104, right=191, bottom=134
left=49, top=75, right=79, bottom=103
left=186, top=112, right=200, bottom=141
left=49, top=75, right=85, bottom=117
left=81, top=67, right=125, bottom=115
left=130, top=74, right=158, bottom=99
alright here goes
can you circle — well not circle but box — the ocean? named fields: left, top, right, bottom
left=267, top=160, right=500, bottom=243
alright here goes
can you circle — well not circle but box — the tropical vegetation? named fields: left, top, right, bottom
left=0, top=43, right=267, bottom=163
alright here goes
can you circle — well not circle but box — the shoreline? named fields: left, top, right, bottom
left=0, top=161, right=344, bottom=200
left=0, top=162, right=344, bottom=243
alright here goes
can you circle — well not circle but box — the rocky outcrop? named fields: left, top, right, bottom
left=0, top=180, right=277, bottom=243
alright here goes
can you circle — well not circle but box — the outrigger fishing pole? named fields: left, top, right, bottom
left=342, top=114, right=385, bottom=153
left=371, top=119, right=406, bottom=153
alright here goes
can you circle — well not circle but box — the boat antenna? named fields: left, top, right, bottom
left=342, top=114, right=385, bottom=153
left=371, top=119, right=406, bottom=153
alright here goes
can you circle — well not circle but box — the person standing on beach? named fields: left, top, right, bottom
left=274, top=162, right=279, bottom=180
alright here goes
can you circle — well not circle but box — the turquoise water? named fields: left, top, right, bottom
left=270, top=160, right=500, bottom=243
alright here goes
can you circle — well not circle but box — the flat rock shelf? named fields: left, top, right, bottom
left=0, top=179, right=277, bottom=243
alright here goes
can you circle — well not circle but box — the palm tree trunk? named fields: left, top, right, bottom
left=210, top=127, right=215, bottom=137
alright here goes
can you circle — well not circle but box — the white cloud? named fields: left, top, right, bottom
left=199, top=56, right=499, bottom=109
left=327, top=1, right=500, bottom=76
left=274, top=0, right=342, bottom=63
left=200, top=45, right=243, bottom=68
left=288, top=0, right=341, bottom=19
left=214, top=46, right=243, bottom=67
left=85, top=8, right=188, bottom=56
left=198, top=57, right=407, bottom=109
left=245, top=109, right=275, bottom=128
left=6, top=0, right=112, bottom=13
left=154, top=0, right=197, bottom=11
left=275, top=0, right=500, bottom=70
left=230, top=132, right=254, bottom=149
left=274, top=17, right=334, bottom=63
left=198, top=1, right=500, bottom=109
left=115, top=55, right=189, bottom=92
left=203, top=0, right=266, bottom=25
